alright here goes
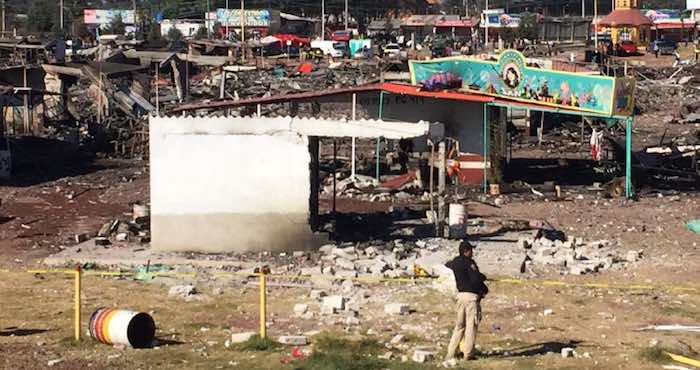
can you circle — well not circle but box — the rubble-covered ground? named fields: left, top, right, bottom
left=0, top=156, right=698, bottom=369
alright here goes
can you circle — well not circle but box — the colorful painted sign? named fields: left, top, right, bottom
left=214, top=9, right=271, bottom=27
left=84, top=9, right=136, bottom=25
left=481, top=9, right=521, bottom=28
left=645, top=9, right=696, bottom=28
left=409, top=50, right=635, bottom=117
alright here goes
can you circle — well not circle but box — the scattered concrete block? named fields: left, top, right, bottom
left=293, top=251, right=306, bottom=258
left=385, top=303, right=410, bottom=315
left=94, top=237, right=111, bottom=246
left=412, top=347, right=436, bottom=363
left=543, top=308, right=554, bottom=316
left=335, top=258, right=356, bottom=271
left=390, top=334, right=405, bottom=345
left=74, top=233, right=92, bottom=243
left=293, top=304, right=308, bottom=316
left=322, top=266, right=335, bottom=275
left=319, top=244, right=335, bottom=254
left=115, top=232, right=129, bottom=242
left=345, top=316, right=361, bottom=326
left=323, top=295, right=345, bottom=311
left=168, top=285, right=197, bottom=298
left=301, top=267, right=322, bottom=276
left=230, top=332, right=256, bottom=344
left=378, top=352, right=393, bottom=360
left=278, top=336, right=308, bottom=346
left=364, top=246, right=378, bottom=257
left=47, top=359, right=63, bottom=367
left=561, top=347, right=575, bottom=358
left=626, top=250, right=642, bottom=262
left=341, top=279, right=355, bottom=293
left=335, top=270, right=358, bottom=278
left=309, top=290, right=327, bottom=300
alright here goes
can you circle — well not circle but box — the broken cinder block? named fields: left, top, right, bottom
left=384, top=303, right=410, bottom=315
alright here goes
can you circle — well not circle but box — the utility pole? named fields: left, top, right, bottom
left=241, top=0, right=246, bottom=60
left=207, top=0, right=211, bottom=38
left=60, top=0, right=64, bottom=31
left=484, top=0, right=489, bottom=48
left=594, top=0, right=598, bottom=48
left=321, top=0, right=325, bottom=39
left=582, top=0, right=585, bottom=17
left=344, top=0, right=348, bottom=31
left=464, top=0, right=469, bottom=17
left=133, top=0, right=137, bottom=38
left=226, top=0, right=229, bottom=39
left=1, top=0, right=5, bottom=34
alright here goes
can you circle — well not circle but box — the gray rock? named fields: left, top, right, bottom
left=412, top=347, right=436, bottom=363
left=322, top=295, right=345, bottom=312
left=385, top=303, right=410, bottom=315
left=561, top=347, right=575, bottom=358
left=168, top=285, right=197, bottom=298
left=230, top=332, right=256, bottom=343
left=278, top=335, right=308, bottom=345
left=293, top=304, right=309, bottom=315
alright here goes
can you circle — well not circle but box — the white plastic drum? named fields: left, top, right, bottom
left=448, top=203, right=468, bottom=238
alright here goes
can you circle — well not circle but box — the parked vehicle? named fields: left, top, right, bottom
left=330, top=42, right=349, bottom=58
left=618, top=40, right=638, bottom=56
left=652, top=39, right=678, bottom=55
left=331, top=30, right=352, bottom=42
left=382, top=43, right=401, bottom=56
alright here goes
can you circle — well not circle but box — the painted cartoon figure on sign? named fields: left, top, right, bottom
left=503, top=66, right=520, bottom=89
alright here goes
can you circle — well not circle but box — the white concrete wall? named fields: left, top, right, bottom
left=150, top=117, right=317, bottom=253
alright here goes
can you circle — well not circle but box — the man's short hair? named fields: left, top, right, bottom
left=459, top=240, right=474, bottom=255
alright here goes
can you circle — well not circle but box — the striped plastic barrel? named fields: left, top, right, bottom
left=89, top=308, right=156, bottom=348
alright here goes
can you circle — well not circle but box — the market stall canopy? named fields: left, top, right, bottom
left=409, top=50, right=636, bottom=118
left=598, top=8, right=651, bottom=27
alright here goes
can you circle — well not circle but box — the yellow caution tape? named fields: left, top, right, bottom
left=667, top=352, right=700, bottom=368
left=0, top=268, right=697, bottom=294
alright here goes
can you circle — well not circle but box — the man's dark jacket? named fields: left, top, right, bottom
left=445, top=255, right=489, bottom=296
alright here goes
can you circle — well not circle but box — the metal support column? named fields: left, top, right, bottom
left=483, top=104, right=489, bottom=193
left=351, top=93, right=357, bottom=180
left=625, top=117, right=633, bottom=199
left=376, top=91, right=385, bottom=181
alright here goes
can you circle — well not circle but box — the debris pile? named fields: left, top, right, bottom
left=320, top=172, right=426, bottom=203
left=635, top=65, right=700, bottom=122
left=521, top=234, right=640, bottom=275
left=92, top=204, right=151, bottom=246
left=226, top=61, right=381, bottom=100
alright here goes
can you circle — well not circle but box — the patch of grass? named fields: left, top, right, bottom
left=295, top=333, right=385, bottom=370
left=660, top=305, right=698, bottom=318
left=313, top=333, right=383, bottom=354
left=236, top=335, right=281, bottom=352
left=638, top=347, right=671, bottom=363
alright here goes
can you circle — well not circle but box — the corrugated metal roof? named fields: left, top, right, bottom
left=170, top=83, right=493, bottom=113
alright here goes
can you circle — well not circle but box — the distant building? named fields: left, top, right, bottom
left=645, top=9, right=697, bottom=42
left=83, top=9, right=137, bottom=35
left=596, top=0, right=651, bottom=46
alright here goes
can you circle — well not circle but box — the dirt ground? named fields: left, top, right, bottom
left=0, top=154, right=698, bottom=369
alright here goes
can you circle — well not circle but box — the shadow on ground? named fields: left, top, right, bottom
left=482, top=340, right=583, bottom=358
left=0, top=327, right=52, bottom=336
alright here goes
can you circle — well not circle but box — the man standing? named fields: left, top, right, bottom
left=444, top=241, right=489, bottom=362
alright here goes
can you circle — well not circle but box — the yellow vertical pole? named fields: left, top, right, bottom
left=74, top=266, right=81, bottom=341
left=259, top=272, right=266, bottom=338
